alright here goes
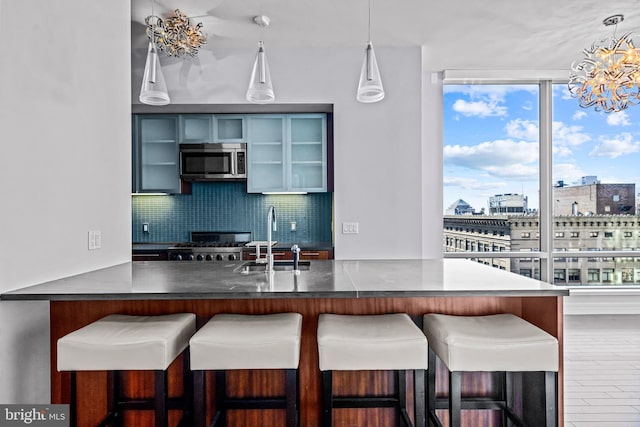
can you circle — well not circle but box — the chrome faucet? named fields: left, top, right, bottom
left=267, top=205, right=277, bottom=274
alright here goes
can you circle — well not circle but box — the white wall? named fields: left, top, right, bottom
left=132, top=45, right=443, bottom=260
left=0, top=0, right=132, bottom=402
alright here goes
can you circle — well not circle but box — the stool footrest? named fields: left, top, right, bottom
left=434, top=397, right=507, bottom=410
left=221, top=397, right=289, bottom=410
left=332, top=396, right=401, bottom=409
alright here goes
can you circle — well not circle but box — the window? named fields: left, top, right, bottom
left=568, top=269, right=581, bottom=282
left=554, top=269, right=566, bottom=283
left=443, top=81, right=640, bottom=287
left=520, top=269, right=532, bottom=278
left=622, top=268, right=635, bottom=283
left=602, top=268, right=615, bottom=283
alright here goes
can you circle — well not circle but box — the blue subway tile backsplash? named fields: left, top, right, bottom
left=132, top=182, right=333, bottom=243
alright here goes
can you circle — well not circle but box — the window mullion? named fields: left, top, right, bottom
left=539, top=80, right=553, bottom=283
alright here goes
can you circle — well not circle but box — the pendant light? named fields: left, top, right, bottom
left=139, top=0, right=170, bottom=106
left=356, top=0, right=384, bottom=103
left=246, top=14, right=275, bottom=104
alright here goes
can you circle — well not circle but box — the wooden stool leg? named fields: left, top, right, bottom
left=322, top=371, right=333, bottom=427
left=545, top=372, right=558, bottom=427
left=448, top=371, right=461, bottom=427
left=154, top=370, right=168, bottom=427
left=414, top=369, right=426, bottom=427
left=69, top=372, right=77, bottom=427
left=193, top=371, right=206, bottom=427
left=285, top=369, right=298, bottom=427
left=214, top=371, right=227, bottom=426
left=427, top=347, right=437, bottom=427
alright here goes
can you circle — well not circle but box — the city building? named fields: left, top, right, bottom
left=553, top=182, right=635, bottom=216
left=444, top=214, right=640, bottom=285
left=488, top=193, right=528, bottom=215
left=445, top=199, right=476, bottom=215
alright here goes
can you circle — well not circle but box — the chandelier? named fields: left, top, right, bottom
left=568, top=15, right=640, bottom=113
left=145, top=9, right=206, bottom=58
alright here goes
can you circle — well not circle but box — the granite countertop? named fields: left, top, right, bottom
left=0, top=259, right=568, bottom=301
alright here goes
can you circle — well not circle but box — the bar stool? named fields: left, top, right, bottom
left=317, top=313, right=429, bottom=427
left=57, top=313, right=196, bottom=427
left=189, top=313, right=302, bottom=427
left=422, top=313, right=559, bottom=427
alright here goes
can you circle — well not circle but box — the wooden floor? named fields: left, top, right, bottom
left=564, top=314, right=640, bottom=427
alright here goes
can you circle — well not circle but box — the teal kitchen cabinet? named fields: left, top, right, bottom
left=179, top=114, right=246, bottom=143
left=247, top=115, right=286, bottom=192
left=215, top=115, right=246, bottom=142
left=247, top=114, right=327, bottom=193
left=132, top=115, right=181, bottom=194
left=180, top=115, right=213, bottom=143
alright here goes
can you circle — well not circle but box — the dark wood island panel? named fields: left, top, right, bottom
left=50, top=295, right=563, bottom=427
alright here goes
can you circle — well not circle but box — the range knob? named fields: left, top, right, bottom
left=228, top=254, right=238, bottom=261
left=196, top=254, right=204, bottom=261
left=175, top=254, right=183, bottom=261
left=206, top=254, right=214, bottom=261
left=188, top=254, right=195, bottom=261
left=216, top=254, right=224, bottom=261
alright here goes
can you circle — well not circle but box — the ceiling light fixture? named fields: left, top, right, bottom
left=139, top=0, right=170, bottom=106
left=356, top=0, right=384, bottom=103
left=246, top=14, right=275, bottom=104
left=568, top=14, right=640, bottom=113
left=145, top=9, right=206, bottom=58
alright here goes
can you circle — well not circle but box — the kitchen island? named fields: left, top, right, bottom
left=2, top=259, right=568, bottom=426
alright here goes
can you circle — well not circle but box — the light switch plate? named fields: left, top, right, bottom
left=88, top=230, right=101, bottom=250
left=342, top=222, right=359, bottom=234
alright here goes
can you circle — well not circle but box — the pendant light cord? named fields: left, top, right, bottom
left=368, top=0, right=371, bottom=42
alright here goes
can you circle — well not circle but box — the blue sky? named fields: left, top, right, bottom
left=443, top=84, right=640, bottom=214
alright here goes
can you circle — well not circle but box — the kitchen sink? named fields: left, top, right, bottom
left=239, top=260, right=311, bottom=273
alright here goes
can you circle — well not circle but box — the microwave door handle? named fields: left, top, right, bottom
left=231, top=151, right=236, bottom=176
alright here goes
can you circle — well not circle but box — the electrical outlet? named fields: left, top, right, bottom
left=342, top=222, right=359, bottom=234
left=88, top=230, right=101, bottom=250
left=143, top=223, right=149, bottom=233
left=290, top=221, right=297, bottom=232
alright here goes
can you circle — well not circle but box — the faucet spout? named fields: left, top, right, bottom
left=267, top=206, right=277, bottom=274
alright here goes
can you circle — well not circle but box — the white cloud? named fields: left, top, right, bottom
left=606, top=111, right=631, bottom=126
left=552, top=121, right=591, bottom=155
left=590, top=133, right=640, bottom=159
left=444, top=139, right=538, bottom=180
left=452, top=99, right=507, bottom=118
left=553, top=163, right=587, bottom=184
left=572, top=111, right=587, bottom=121
left=443, top=176, right=506, bottom=191
left=505, top=119, right=538, bottom=141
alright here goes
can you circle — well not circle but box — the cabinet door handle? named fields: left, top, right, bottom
left=301, top=252, right=320, bottom=256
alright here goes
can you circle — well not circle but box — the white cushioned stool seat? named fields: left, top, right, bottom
left=58, top=313, right=196, bottom=371
left=190, top=313, right=302, bottom=370
left=318, top=313, right=429, bottom=371
left=317, top=313, right=428, bottom=427
left=423, top=313, right=558, bottom=372
left=190, top=313, right=302, bottom=427
left=423, top=313, right=559, bottom=427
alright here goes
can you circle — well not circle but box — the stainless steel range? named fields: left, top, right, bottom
left=167, top=231, right=251, bottom=261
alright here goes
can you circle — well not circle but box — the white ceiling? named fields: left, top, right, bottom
left=131, top=0, right=640, bottom=71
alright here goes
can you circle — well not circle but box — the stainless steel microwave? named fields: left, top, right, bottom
left=179, top=143, right=247, bottom=181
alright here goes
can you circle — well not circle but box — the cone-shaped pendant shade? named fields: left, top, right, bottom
left=139, top=42, right=170, bottom=106
left=246, top=41, right=275, bottom=104
left=356, top=42, right=384, bottom=103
